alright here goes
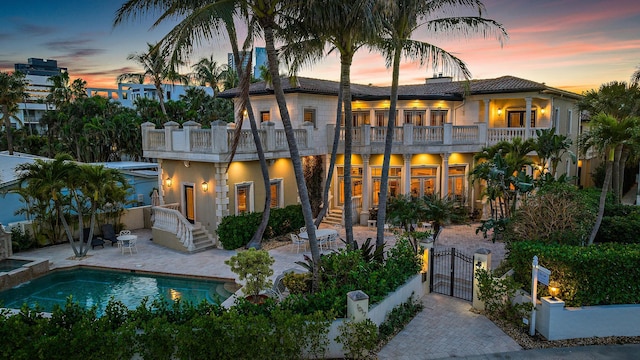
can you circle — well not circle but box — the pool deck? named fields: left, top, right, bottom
left=17, top=224, right=504, bottom=282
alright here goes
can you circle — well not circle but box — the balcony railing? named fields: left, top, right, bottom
left=335, top=123, right=549, bottom=148
left=141, top=120, right=313, bottom=157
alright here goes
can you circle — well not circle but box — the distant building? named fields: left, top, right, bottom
left=227, top=47, right=267, bottom=79
left=86, top=83, right=213, bottom=108
left=12, top=58, right=66, bottom=133
left=253, top=47, right=267, bottom=78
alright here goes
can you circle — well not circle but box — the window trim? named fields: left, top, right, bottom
left=235, top=182, right=254, bottom=215
left=303, top=108, right=317, bottom=129
left=269, top=178, right=284, bottom=209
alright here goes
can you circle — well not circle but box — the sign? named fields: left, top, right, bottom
left=537, top=266, right=550, bottom=286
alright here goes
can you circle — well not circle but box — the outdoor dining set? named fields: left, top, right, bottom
left=290, top=225, right=340, bottom=253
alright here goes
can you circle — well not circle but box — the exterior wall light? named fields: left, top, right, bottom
left=165, top=177, right=172, bottom=188
left=497, top=108, right=502, bottom=115
left=540, top=108, right=546, bottom=114
left=548, top=281, right=560, bottom=300
left=202, top=181, right=209, bottom=192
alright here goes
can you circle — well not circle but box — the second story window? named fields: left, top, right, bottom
left=404, top=110, right=426, bottom=126
left=304, top=108, right=317, bottom=128
left=260, top=111, right=271, bottom=123
left=430, top=109, right=447, bottom=126
left=351, top=110, right=369, bottom=127
left=507, top=110, right=536, bottom=128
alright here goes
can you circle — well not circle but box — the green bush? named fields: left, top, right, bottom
left=337, top=319, right=379, bottom=360
left=10, top=227, right=36, bottom=253
left=283, top=238, right=421, bottom=317
left=506, top=241, right=640, bottom=306
left=475, top=269, right=532, bottom=327
left=597, top=212, right=640, bottom=244
left=216, top=205, right=305, bottom=249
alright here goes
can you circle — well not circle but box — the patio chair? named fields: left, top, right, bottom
left=121, top=236, right=138, bottom=255
left=290, top=233, right=307, bottom=253
left=262, top=274, right=287, bottom=301
left=326, top=232, right=338, bottom=249
left=100, top=224, right=119, bottom=247
left=82, top=227, right=105, bottom=249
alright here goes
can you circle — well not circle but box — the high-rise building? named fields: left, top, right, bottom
left=253, top=47, right=267, bottom=79
left=12, top=58, right=67, bottom=133
left=227, top=51, right=251, bottom=74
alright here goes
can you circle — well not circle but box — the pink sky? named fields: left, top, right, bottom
left=1, top=0, right=639, bottom=94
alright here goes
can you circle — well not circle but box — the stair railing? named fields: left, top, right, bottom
left=152, top=204, right=195, bottom=251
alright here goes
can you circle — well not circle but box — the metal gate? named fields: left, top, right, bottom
left=429, top=247, right=474, bottom=301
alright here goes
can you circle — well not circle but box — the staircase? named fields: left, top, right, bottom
left=189, top=225, right=217, bottom=253
left=323, top=208, right=343, bottom=227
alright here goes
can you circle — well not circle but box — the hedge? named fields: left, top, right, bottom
left=507, top=241, right=640, bottom=307
left=216, top=205, right=305, bottom=249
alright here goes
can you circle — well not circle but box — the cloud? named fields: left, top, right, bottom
left=11, top=19, right=59, bottom=37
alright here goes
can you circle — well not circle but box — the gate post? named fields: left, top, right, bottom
left=472, top=248, right=492, bottom=311
left=421, top=241, right=434, bottom=296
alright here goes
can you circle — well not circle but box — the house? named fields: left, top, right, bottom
left=142, top=75, right=583, bottom=251
left=0, top=152, right=158, bottom=230
left=86, top=83, right=214, bottom=108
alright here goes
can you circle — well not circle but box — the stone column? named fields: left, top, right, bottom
left=346, top=290, right=369, bottom=322
left=483, top=99, right=490, bottom=124
left=403, top=154, right=412, bottom=195
left=183, top=120, right=201, bottom=152
left=360, top=154, right=371, bottom=225
left=164, top=121, right=180, bottom=151
left=214, top=162, right=230, bottom=232
left=441, top=152, right=450, bottom=197
left=472, top=248, right=492, bottom=311
left=525, top=97, right=532, bottom=139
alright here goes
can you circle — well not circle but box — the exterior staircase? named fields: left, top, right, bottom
left=323, top=208, right=343, bottom=227
left=189, top=225, right=217, bottom=253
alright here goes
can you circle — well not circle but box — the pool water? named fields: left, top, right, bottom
left=0, top=268, right=234, bottom=315
left=0, top=259, right=31, bottom=272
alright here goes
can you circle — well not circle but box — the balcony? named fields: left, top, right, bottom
left=141, top=120, right=314, bottom=162
left=332, top=123, right=548, bottom=153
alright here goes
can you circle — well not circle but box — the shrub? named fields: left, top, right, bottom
left=337, top=319, right=379, bottom=360
left=506, top=241, right=640, bottom=306
left=597, top=212, right=640, bottom=244
left=475, top=269, right=531, bottom=327
left=377, top=296, right=424, bottom=343
left=10, top=227, right=36, bottom=252
left=216, top=205, right=305, bottom=249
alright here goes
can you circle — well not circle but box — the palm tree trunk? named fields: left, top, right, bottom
left=588, top=148, right=615, bottom=245
left=376, top=45, right=402, bottom=251
left=618, top=146, right=630, bottom=203
left=2, top=105, right=14, bottom=155
left=315, top=86, right=343, bottom=228
left=612, top=144, right=622, bottom=201
left=340, top=55, right=355, bottom=248
left=227, top=26, right=271, bottom=249
left=262, top=25, right=321, bottom=291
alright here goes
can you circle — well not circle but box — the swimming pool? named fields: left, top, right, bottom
left=0, top=268, right=235, bottom=315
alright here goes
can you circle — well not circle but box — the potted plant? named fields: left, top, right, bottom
left=225, top=248, right=275, bottom=303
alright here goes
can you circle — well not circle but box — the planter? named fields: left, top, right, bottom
left=245, top=294, right=270, bottom=305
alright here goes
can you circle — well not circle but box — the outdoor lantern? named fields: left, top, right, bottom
left=497, top=108, right=502, bottom=115
left=165, top=177, right=172, bottom=188
left=548, top=281, right=560, bottom=300
left=540, top=108, right=546, bottom=114
left=202, top=181, right=209, bottom=192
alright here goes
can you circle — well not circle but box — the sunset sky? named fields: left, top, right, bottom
left=1, top=0, right=639, bottom=95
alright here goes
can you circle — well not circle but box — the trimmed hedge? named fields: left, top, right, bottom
left=216, top=205, right=305, bottom=249
left=507, top=241, right=640, bottom=307
left=596, top=204, right=640, bottom=244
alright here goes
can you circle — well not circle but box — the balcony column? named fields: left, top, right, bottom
left=360, top=154, right=371, bottom=225
left=141, top=122, right=155, bottom=150
left=211, top=120, right=229, bottom=153
left=261, top=121, right=275, bottom=151
left=183, top=120, right=201, bottom=152
left=403, top=154, right=412, bottom=195
left=483, top=99, right=490, bottom=123
left=302, top=121, right=314, bottom=149
left=403, top=123, right=414, bottom=145
left=441, top=152, right=450, bottom=198
left=363, top=124, right=371, bottom=146
left=443, top=123, right=453, bottom=145
left=477, top=122, right=488, bottom=146
left=525, top=97, right=532, bottom=139
left=164, top=121, right=179, bottom=151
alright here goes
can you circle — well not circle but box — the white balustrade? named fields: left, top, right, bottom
left=152, top=205, right=195, bottom=251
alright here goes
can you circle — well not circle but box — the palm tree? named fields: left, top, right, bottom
left=534, top=128, right=575, bottom=178
left=118, top=42, right=188, bottom=115
left=578, top=81, right=640, bottom=200
left=374, top=0, right=507, bottom=250
left=579, top=113, right=640, bottom=245
left=285, top=0, right=383, bottom=248
left=191, top=55, right=227, bottom=97
left=0, top=71, right=28, bottom=155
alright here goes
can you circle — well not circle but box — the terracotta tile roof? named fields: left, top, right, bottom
left=219, top=75, right=579, bottom=100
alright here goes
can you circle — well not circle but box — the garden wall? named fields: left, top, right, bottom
left=320, top=274, right=425, bottom=359
left=536, top=296, right=640, bottom=340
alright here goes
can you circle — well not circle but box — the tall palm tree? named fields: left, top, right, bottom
left=578, top=81, right=640, bottom=200
left=580, top=114, right=640, bottom=245
left=632, top=64, right=640, bottom=86
left=0, top=71, right=28, bottom=155
left=285, top=0, right=383, bottom=248
left=374, top=0, right=507, bottom=250
left=534, top=128, right=575, bottom=178
left=118, top=42, right=188, bottom=115
left=191, top=55, right=227, bottom=97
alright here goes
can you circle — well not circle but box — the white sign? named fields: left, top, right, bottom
left=537, top=266, right=550, bottom=286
